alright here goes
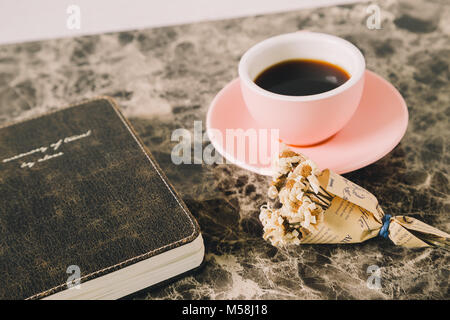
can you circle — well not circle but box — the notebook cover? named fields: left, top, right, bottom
left=0, top=97, right=201, bottom=299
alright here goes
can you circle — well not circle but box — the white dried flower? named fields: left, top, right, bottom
left=259, top=149, right=327, bottom=246
left=302, top=209, right=311, bottom=229
left=267, top=185, right=278, bottom=199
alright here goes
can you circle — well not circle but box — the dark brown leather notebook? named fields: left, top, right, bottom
left=0, top=97, right=204, bottom=300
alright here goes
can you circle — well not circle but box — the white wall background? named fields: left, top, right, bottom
left=0, top=0, right=365, bottom=45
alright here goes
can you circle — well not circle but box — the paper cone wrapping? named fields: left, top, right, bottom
left=259, top=150, right=449, bottom=248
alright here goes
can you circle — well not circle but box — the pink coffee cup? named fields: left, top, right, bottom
left=238, top=32, right=366, bottom=146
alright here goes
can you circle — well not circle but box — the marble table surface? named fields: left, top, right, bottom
left=0, top=0, right=448, bottom=299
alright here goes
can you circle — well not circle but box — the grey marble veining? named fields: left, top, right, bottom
left=0, top=0, right=449, bottom=299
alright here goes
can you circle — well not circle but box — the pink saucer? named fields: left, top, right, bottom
left=206, top=70, right=408, bottom=175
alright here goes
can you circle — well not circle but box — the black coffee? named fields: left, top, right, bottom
left=254, top=59, right=350, bottom=96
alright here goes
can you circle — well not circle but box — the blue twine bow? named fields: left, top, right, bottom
left=379, top=214, right=392, bottom=238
